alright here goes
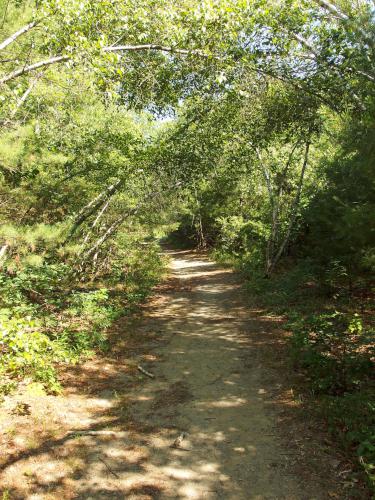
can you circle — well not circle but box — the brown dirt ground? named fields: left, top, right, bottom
left=0, top=249, right=370, bottom=499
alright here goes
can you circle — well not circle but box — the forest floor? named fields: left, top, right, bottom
left=0, top=249, right=364, bottom=499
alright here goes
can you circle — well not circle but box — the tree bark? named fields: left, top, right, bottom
left=265, top=141, right=310, bottom=276
left=82, top=198, right=112, bottom=245
left=83, top=206, right=138, bottom=259
left=313, top=0, right=373, bottom=47
left=1, top=43, right=207, bottom=85
left=265, top=141, right=301, bottom=272
left=82, top=183, right=180, bottom=262
left=0, top=244, right=8, bottom=265
left=313, top=0, right=348, bottom=21
left=250, top=144, right=274, bottom=203
left=65, top=180, right=121, bottom=242
left=0, top=21, right=37, bottom=51
left=2, top=73, right=42, bottom=126
left=0, top=55, right=69, bottom=84
left=103, top=44, right=206, bottom=57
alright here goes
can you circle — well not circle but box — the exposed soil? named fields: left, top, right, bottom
left=0, top=249, right=364, bottom=499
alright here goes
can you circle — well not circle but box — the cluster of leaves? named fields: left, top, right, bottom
left=322, top=390, right=375, bottom=490
left=0, top=262, right=110, bottom=394
left=302, top=110, right=375, bottom=275
left=0, top=315, right=62, bottom=393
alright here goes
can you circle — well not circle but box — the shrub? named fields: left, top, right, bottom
left=0, top=315, right=61, bottom=394
left=288, top=312, right=374, bottom=395
left=0, top=241, right=166, bottom=396
left=287, top=310, right=374, bottom=491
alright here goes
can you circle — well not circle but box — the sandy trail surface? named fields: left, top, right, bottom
left=0, top=250, right=347, bottom=499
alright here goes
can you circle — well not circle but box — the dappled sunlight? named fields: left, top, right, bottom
left=0, top=250, right=334, bottom=499
left=161, top=466, right=198, bottom=480
left=134, top=395, right=154, bottom=402
left=197, top=396, right=248, bottom=409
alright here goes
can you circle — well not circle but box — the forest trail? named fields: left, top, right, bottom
left=0, top=250, right=345, bottom=499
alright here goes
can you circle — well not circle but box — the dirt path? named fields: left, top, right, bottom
left=0, top=250, right=349, bottom=499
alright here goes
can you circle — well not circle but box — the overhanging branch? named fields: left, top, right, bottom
left=1, top=43, right=208, bottom=85
left=0, top=55, right=69, bottom=84
left=0, top=21, right=37, bottom=51
left=103, top=44, right=207, bottom=57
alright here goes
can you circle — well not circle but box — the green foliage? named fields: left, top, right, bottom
left=224, top=251, right=374, bottom=491
left=216, top=216, right=267, bottom=255
left=223, top=256, right=319, bottom=309
left=0, top=240, right=165, bottom=396
left=288, top=312, right=374, bottom=395
left=322, top=391, right=375, bottom=491
left=303, top=111, right=375, bottom=275
left=0, top=315, right=62, bottom=394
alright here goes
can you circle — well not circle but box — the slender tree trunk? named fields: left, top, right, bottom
left=82, top=191, right=159, bottom=260
left=65, top=180, right=121, bottom=242
left=266, top=190, right=282, bottom=273
left=264, top=141, right=300, bottom=274
left=0, top=55, right=69, bottom=84
left=251, top=145, right=274, bottom=204
left=250, top=144, right=276, bottom=273
left=0, top=44, right=207, bottom=85
left=0, top=21, right=37, bottom=51
left=194, top=185, right=205, bottom=248
left=197, top=212, right=205, bottom=248
left=0, top=244, right=8, bottom=266
left=1, top=73, right=42, bottom=127
left=82, top=198, right=112, bottom=246
left=83, top=207, right=137, bottom=260
left=80, top=182, right=181, bottom=266
left=265, top=141, right=310, bottom=276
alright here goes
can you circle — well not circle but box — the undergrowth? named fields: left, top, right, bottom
left=0, top=241, right=165, bottom=397
left=213, top=249, right=375, bottom=494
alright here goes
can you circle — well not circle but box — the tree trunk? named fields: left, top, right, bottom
left=0, top=244, right=8, bottom=266
left=265, top=141, right=310, bottom=276
left=82, top=198, right=112, bottom=246
left=264, top=141, right=301, bottom=274
left=80, top=182, right=181, bottom=266
left=0, top=55, right=69, bottom=84
left=65, top=180, right=121, bottom=243
left=0, top=21, right=37, bottom=51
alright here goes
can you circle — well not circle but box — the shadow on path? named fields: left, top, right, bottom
left=0, top=250, right=344, bottom=499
